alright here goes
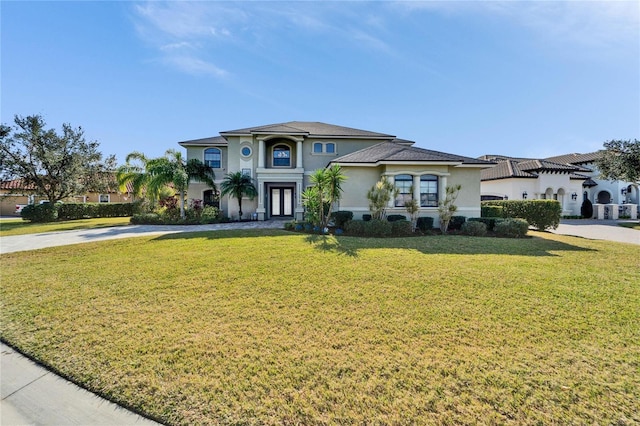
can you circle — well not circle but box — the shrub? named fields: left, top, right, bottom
left=391, top=220, right=413, bottom=236
left=468, top=217, right=503, bottom=232
left=345, top=220, right=366, bottom=236
left=130, top=213, right=162, bottom=225
left=387, top=214, right=407, bottom=222
left=416, top=217, right=434, bottom=232
left=57, top=203, right=134, bottom=220
left=494, top=218, right=529, bottom=238
left=581, top=199, right=593, bottom=219
left=481, top=205, right=504, bottom=218
left=362, top=214, right=372, bottom=222
left=284, top=221, right=296, bottom=231
left=331, top=210, right=353, bottom=228
left=334, top=228, right=344, bottom=236
left=482, top=200, right=560, bottom=231
left=461, top=221, right=487, bottom=237
left=364, top=219, right=392, bottom=237
left=200, top=206, right=220, bottom=223
left=448, top=216, right=466, bottom=231
left=21, top=203, right=58, bottom=222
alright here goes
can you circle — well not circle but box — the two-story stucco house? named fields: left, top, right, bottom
left=179, top=122, right=494, bottom=225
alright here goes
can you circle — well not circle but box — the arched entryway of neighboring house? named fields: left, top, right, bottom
left=557, top=188, right=566, bottom=210
left=543, top=187, right=554, bottom=199
left=596, top=190, right=612, bottom=204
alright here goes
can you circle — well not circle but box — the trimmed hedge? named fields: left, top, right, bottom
left=481, top=200, right=561, bottom=231
left=461, top=221, right=487, bottom=237
left=387, top=214, right=407, bottom=222
left=448, top=216, right=466, bottom=231
left=331, top=211, right=354, bottom=228
left=494, top=218, right=529, bottom=238
left=468, top=217, right=503, bottom=232
left=390, top=220, right=413, bottom=236
left=58, top=203, right=135, bottom=220
left=481, top=205, right=504, bottom=218
left=20, top=203, right=58, bottom=222
left=416, top=217, right=434, bottom=232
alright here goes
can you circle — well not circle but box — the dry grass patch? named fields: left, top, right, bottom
left=1, top=230, right=639, bottom=425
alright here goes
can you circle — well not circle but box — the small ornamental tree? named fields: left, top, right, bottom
left=302, top=165, right=346, bottom=230
left=405, top=198, right=420, bottom=233
left=580, top=198, right=593, bottom=219
left=367, top=177, right=398, bottom=220
left=438, top=184, right=461, bottom=234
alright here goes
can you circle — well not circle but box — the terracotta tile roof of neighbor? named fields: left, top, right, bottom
left=545, top=151, right=602, bottom=165
left=480, top=155, right=591, bottom=181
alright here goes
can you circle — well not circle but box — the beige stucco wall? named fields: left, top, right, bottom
left=337, top=164, right=485, bottom=223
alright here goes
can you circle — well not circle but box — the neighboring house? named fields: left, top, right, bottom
left=179, top=122, right=495, bottom=225
left=0, top=179, right=133, bottom=216
left=480, top=152, right=639, bottom=218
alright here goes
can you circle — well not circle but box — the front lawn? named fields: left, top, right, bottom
left=0, top=217, right=131, bottom=237
left=1, top=230, right=638, bottom=425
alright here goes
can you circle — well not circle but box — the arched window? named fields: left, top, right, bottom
left=313, top=143, right=323, bottom=153
left=273, top=145, right=291, bottom=167
left=420, top=175, right=438, bottom=207
left=204, top=148, right=221, bottom=169
left=326, top=143, right=335, bottom=153
left=394, top=174, right=413, bottom=207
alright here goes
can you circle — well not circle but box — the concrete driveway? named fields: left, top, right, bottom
left=550, top=219, right=640, bottom=245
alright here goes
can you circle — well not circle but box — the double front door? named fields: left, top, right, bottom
left=270, top=187, right=293, bottom=217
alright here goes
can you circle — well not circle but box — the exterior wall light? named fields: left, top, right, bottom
left=571, top=192, right=578, bottom=200
left=621, top=188, right=627, bottom=195
left=522, top=191, right=528, bottom=199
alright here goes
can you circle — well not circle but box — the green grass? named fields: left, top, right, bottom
left=619, top=221, right=640, bottom=230
left=1, top=230, right=639, bottom=425
left=0, top=217, right=131, bottom=236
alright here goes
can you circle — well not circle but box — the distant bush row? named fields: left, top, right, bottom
left=21, top=203, right=136, bottom=223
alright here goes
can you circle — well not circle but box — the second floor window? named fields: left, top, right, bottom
left=273, top=145, right=291, bottom=167
left=204, top=148, right=221, bottom=169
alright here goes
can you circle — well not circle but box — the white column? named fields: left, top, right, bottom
left=296, top=140, right=303, bottom=169
left=413, top=175, right=420, bottom=204
left=258, top=139, right=265, bottom=168
left=440, top=176, right=447, bottom=202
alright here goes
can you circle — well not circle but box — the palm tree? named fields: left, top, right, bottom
left=220, top=171, right=258, bottom=220
left=119, top=149, right=215, bottom=219
left=146, top=149, right=216, bottom=219
left=116, top=151, right=152, bottom=202
left=305, top=164, right=346, bottom=229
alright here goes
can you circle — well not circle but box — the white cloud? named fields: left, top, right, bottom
left=162, top=55, right=228, bottom=78
left=394, top=0, right=639, bottom=50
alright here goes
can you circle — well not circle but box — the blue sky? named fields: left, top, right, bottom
left=2, top=1, right=639, bottom=164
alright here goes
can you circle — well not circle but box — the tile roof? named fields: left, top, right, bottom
left=332, top=141, right=495, bottom=166
left=481, top=157, right=590, bottom=181
left=545, top=151, right=602, bottom=165
left=0, top=179, right=134, bottom=193
left=220, top=121, right=395, bottom=139
left=178, top=136, right=228, bottom=147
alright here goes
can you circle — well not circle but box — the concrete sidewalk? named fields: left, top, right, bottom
left=1, top=343, right=160, bottom=425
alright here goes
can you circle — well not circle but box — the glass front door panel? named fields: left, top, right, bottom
left=271, top=188, right=281, bottom=216
left=283, top=189, right=292, bottom=215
